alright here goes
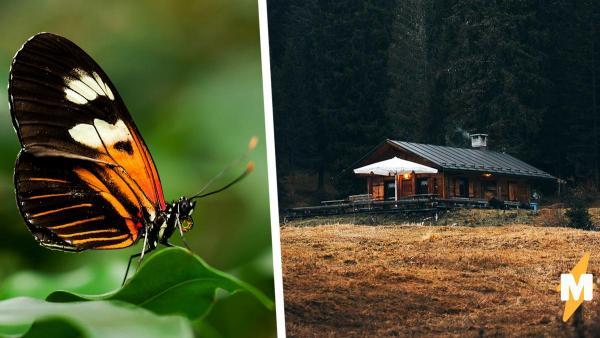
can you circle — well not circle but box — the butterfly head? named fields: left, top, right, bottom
left=176, top=196, right=196, bottom=232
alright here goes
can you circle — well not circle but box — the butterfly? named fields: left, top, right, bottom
left=9, top=33, right=252, bottom=281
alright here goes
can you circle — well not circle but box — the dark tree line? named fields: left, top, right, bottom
left=268, top=0, right=600, bottom=207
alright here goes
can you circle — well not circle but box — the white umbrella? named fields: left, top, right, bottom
left=353, top=157, right=438, bottom=201
left=353, top=157, right=438, bottom=176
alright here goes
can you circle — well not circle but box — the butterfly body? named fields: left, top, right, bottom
left=146, top=197, right=196, bottom=252
left=9, top=32, right=195, bottom=255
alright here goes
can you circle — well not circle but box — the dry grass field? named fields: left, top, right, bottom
left=281, top=210, right=600, bottom=337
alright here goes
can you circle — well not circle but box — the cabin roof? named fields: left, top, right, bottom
left=388, top=140, right=555, bottom=180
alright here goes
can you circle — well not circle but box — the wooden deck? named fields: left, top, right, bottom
left=285, top=195, right=528, bottom=220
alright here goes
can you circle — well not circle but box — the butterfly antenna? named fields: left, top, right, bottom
left=191, top=136, right=257, bottom=199
left=191, top=161, right=254, bottom=200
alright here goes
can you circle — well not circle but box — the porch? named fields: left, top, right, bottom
left=285, top=194, right=526, bottom=220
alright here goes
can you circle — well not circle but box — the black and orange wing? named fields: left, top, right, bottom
left=9, top=32, right=166, bottom=212
left=9, top=32, right=166, bottom=250
left=14, top=151, right=148, bottom=250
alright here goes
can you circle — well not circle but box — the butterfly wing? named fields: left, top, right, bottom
left=9, top=32, right=166, bottom=212
left=14, top=151, right=150, bottom=250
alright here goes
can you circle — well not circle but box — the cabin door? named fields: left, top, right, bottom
left=455, top=178, right=469, bottom=197
left=371, top=178, right=384, bottom=200
left=508, top=182, right=518, bottom=201
left=482, top=181, right=497, bottom=200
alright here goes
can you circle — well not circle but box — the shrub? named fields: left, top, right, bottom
left=565, top=187, right=595, bottom=230
left=566, top=202, right=594, bottom=230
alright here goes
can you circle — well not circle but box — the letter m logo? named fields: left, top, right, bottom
left=561, top=274, right=593, bottom=301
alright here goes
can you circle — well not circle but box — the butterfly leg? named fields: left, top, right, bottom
left=122, top=252, right=142, bottom=286
left=134, top=229, right=151, bottom=273
left=139, top=228, right=149, bottom=261
left=122, top=230, right=151, bottom=286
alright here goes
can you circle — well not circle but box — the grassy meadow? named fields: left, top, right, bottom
left=281, top=209, right=600, bottom=337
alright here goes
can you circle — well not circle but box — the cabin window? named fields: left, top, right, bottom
left=384, top=180, right=396, bottom=200
left=416, top=178, right=428, bottom=195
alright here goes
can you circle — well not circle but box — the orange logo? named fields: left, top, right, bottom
left=558, top=253, right=593, bottom=322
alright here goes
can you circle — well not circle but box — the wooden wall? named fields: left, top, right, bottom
left=443, top=173, right=530, bottom=203
left=365, top=172, right=531, bottom=203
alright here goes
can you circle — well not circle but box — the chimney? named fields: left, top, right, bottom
left=470, top=133, right=488, bottom=150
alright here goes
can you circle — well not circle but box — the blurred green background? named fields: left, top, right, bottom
left=0, top=1, right=275, bottom=337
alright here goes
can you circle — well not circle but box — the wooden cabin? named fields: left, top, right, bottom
left=356, top=135, right=554, bottom=204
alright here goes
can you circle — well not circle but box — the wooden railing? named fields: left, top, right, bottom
left=285, top=196, right=530, bottom=220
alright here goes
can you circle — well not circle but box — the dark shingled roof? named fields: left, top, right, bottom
left=389, top=140, right=555, bottom=180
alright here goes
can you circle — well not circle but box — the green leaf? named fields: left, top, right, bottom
left=0, top=297, right=193, bottom=338
left=47, top=247, right=274, bottom=319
